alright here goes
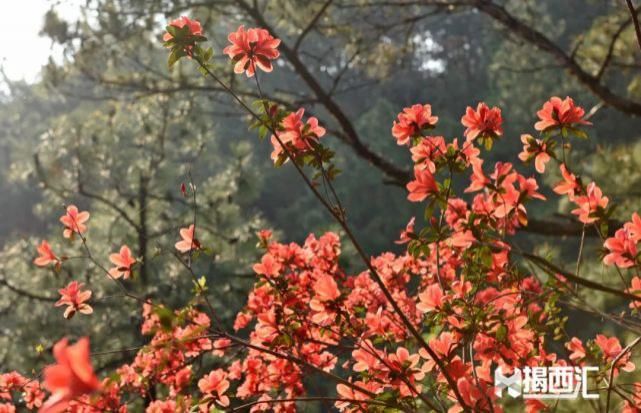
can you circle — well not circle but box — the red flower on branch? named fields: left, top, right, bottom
left=55, top=281, right=93, bottom=319
left=40, top=337, right=100, bottom=413
left=406, top=166, right=438, bottom=202
left=175, top=224, right=200, bottom=253
left=392, top=104, right=438, bottom=145
left=534, top=96, right=591, bottom=132
left=223, top=25, right=281, bottom=77
left=108, top=245, right=136, bottom=279
left=34, top=240, right=59, bottom=268
left=59, top=205, right=90, bottom=239
left=460, top=102, right=503, bottom=142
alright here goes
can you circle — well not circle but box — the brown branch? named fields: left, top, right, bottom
left=626, top=0, right=641, bottom=54
left=472, top=0, right=641, bottom=116
left=238, top=0, right=410, bottom=184
left=293, top=0, right=334, bottom=51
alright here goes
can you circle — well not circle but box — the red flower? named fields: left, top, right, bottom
left=175, top=224, right=200, bottom=253
left=163, top=16, right=202, bottom=42
left=108, top=245, right=136, bottom=279
left=55, top=281, right=93, bottom=319
left=603, top=229, right=638, bottom=268
left=40, top=337, right=100, bottom=413
left=417, top=283, right=444, bottom=313
left=460, top=102, right=503, bottom=141
left=553, top=164, right=580, bottom=199
left=595, top=335, right=636, bottom=375
left=395, top=217, right=415, bottom=245
left=406, top=166, right=438, bottom=202
left=571, top=182, right=608, bottom=224
left=313, top=274, right=340, bottom=302
left=392, top=104, right=438, bottom=145
left=198, top=369, right=230, bottom=407
left=223, top=25, right=281, bottom=77
left=271, top=108, right=326, bottom=161
left=34, top=240, right=59, bottom=268
left=59, top=205, right=89, bottom=239
left=534, top=96, right=591, bottom=132
left=518, top=134, right=551, bottom=173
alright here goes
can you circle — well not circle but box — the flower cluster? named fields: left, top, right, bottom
left=2, top=18, right=641, bottom=413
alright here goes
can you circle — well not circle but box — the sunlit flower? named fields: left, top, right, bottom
left=40, top=337, right=100, bottom=413
left=392, top=104, right=438, bottom=145
left=223, top=25, right=281, bottom=77
left=175, top=224, right=200, bottom=253
left=34, top=240, right=59, bottom=268
left=534, top=96, right=591, bottom=132
left=460, top=102, right=503, bottom=141
left=108, top=245, right=136, bottom=279
left=59, top=205, right=90, bottom=239
left=55, top=281, right=93, bottom=319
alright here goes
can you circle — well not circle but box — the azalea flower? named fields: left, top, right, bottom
left=595, top=334, right=636, bottom=375
left=406, top=166, right=438, bottom=202
left=534, top=96, right=591, bottom=132
left=223, top=25, right=281, bottom=77
left=175, top=224, right=200, bottom=253
left=417, top=283, right=444, bottom=313
left=565, top=337, right=586, bottom=362
left=627, top=277, right=641, bottom=310
left=392, top=104, right=438, bottom=145
left=271, top=108, right=326, bottom=161
left=460, top=102, right=503, bottom=141
left=410, top=136, right=447, bottom=172
left=108, top=245, right=136, bottom=279
left=55, top=281, right=93, bottom=319
left=59, top=205, right=90, bottom=239
left=163, top=16, right=202, bottom=42
left=553, top=164, right=580, bottom=199
left=40, top=337, right=100, bottom=413
left=395, top=217, right=415, bottom=244
left=313, top=274, right=341, bottom=302
left=603, top=229, right=638, bottom=268
left=571, top=182, right=608, bottom=224
left=34, top=240, right=59, bottom=268
left=252, top=253, right=281, bottom=277
left=198, top=369, right=230, bottom=407
left=518, top=134, right=551, bottom=173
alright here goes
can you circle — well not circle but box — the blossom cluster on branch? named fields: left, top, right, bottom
left=3, top=15, right=641, bottom=413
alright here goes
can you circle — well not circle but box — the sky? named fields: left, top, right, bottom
left=0, top=0, right=80, bottom=84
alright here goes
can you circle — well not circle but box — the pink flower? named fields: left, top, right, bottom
left=55, top=281, right=93, bottom=319
left=198, top=369, right=230, bottom=407
left=252, top=254, right=281, bottom=277
left=223, top=25, right=281, bottom=77
left=395, top=217, right=415, bottom=245
left=518, top=134, right=551, bottom=173
left=392, top=104, right=438, bottom=145
left=163, top=16, right=202, bottom=41
left=460, top=102, right=503, bottom=141
left=627, top=277, right=641, bottom=310
left=313, top=274, right=341, bottom=302
left=108, top=245, right=136, bottom=279
left=40, top=337, right=100, bottom=413
left=59, top=205, right=90, bottom=239
left=571, top=182, right=608, bottom=224
left=603, top=229, right=638, bottom=268
left=553, top=164, right=580, bottom=199
left=271, top=108, right=326, bottom=162
left=175, top=224, right=200, bottom=253
left=406, top=166, right=438, bottom=202
left=162, top=16, right=203, bottom=57
left=417, top=283, right=444, bottom=313
left=565, top=337, right=586, bottom=362
left=34, top=240, right=59, bottom=268
left=534, top=96, right=591, bottom=131
left=595, top=334, right=636, bottom=374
